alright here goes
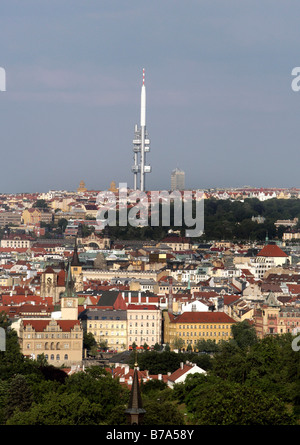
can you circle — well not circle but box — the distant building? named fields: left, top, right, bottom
left=77, top=180, right=87, bottom=193
left=171, top=168, right=185, bottom=191
left=22, top=208, right=53, bottom=225
left=0, top=233, right=34, bottom=249
left=0, top=211, right=22, bottom=227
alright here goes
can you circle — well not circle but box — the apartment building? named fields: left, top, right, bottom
left=0, top=211, right=22, bottom=227
left=127, top=304, right=162, bottom=348
left=0, top=234, right=34, bottom=249
left=163, top=311, right=236, bottom=350
left=81, top=308, right=128, bottom=351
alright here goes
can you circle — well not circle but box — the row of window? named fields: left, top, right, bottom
left=89, top=322, right=157, bottom=329
left=45, top=354, right=69, bottom=361
left=25, top=333, right=81, bottom=339
left=178, top=331, right=229, bottom=337
left=128, top=315, right=157, bottom=320
left=89, top=323, right=125, bottom=329
left=89, top=314, right=158, bottom=321
left=280, top=313, right=300, bottom=317
left=129, top=337, right=155, bottom=343
left=26, top=343, right=70, bottom=349
left=178, top=324, right=230, bottom=330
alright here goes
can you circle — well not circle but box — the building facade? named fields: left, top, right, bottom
left=83, top=308, right=128, bottom=351
left=171, top=168, right=185, bottom=191
left=164, top=311, right=236, bottom=350
left=127, top=304, right=162, bottom=348
left=19, top=318, right=83, bottom=367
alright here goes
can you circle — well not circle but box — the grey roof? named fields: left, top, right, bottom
left=97, top=290, right=121, bottom=307
left=84, top=308, right=127, bottom=320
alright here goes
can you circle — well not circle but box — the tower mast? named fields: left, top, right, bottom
left=132, top=68, right=151, bottom=191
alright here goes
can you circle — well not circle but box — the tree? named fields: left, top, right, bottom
left=57, top=218, right=68, bottom=232
left=231, top=320, right=258, bottom=350
left=83, top=332, right=97, bottom=354
left=63, top=368, right=129, bottom=420
left=7, top=392, right=103, bottom=425
left=32, top=199, right=48, bottom=209
left=195, top=339, right=219, bottom=353
left=142, top=400, right=185, bottom=425
left=184, top=375, right=295, bottom=425
left=5, top=374, right=33, bottom=420
left=172, top=336, right=185, bottom=351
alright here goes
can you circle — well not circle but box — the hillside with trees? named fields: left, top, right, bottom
left=0, top=313, right=299, bottom=425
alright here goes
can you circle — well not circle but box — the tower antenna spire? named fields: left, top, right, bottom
left=131, top=68, right=152, bottom=192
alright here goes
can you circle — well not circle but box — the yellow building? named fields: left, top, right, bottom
left=19, top=318, right=83, bottom=367
left=70, top=239, right=83, bottom=292
left=77, top=180, right=87, bottom=193
left=83, top=309, right=128, bottom=351
left=22, top=208, right=52, bottom=225
left=164, top=311, right=236, bottom=350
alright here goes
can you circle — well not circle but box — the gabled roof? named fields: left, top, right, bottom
left=97, top=290, right=122, bottom=307
left=171, top=311, right=236, bottom=324
left=22, top=319, right=80, bottom=332
left=168, top=363, right=194, bottom=383
left=257, top=244, right=288, bottom=258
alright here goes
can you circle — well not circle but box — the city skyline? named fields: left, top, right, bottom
left=1, top=1, right=300, bottom=193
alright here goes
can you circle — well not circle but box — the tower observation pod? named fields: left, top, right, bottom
left=132, top=68, right=151, bottom=191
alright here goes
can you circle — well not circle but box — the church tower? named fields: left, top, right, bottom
left=70, top=237, right=83, bottom=292
left=60, top=262, right=78, bottom=320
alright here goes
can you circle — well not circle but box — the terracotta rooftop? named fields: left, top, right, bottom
left=171, top=311, right=236, bottom=324
left=257, top=244, right=288, bottom=258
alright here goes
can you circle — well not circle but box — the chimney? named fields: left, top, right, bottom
left=180, top=362, right=184, bottom=369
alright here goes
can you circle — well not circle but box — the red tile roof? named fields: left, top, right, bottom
left=171, top=311, right=236, bottom=324
left=22, top=319, right=80, bottom=331
left=168, top=364, right=193, bottom=383
left=257, top=244, right=288, bottom=258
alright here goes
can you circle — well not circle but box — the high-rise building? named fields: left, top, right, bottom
left=171, top=168, right=185, bottom=191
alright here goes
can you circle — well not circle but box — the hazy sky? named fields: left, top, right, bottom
left=1, top=0, right=300, bottom=193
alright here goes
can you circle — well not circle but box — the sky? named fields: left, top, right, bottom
left=1, top=0, right=300, bottom=193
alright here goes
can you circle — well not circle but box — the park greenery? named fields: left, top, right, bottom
left=0, top=313, right=299, bottom=425
left=3, top=197, right=300, bottom=243
left=105, top=197, right=300, bottom=242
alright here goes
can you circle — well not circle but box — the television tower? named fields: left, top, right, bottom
left=132, top=68, right=151, bottom=191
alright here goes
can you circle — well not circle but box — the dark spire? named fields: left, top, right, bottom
left=62, top=260, right=77, bottom=299
left=71, top=237, right=81, bottom=267
left=125, top=360, right=146, bottom=425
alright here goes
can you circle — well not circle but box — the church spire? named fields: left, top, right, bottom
left=63, top=260, right=77, bottom=298
left=125, top=354, right=146, bottom=425
left=71, top=237, right=81, bottom=267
